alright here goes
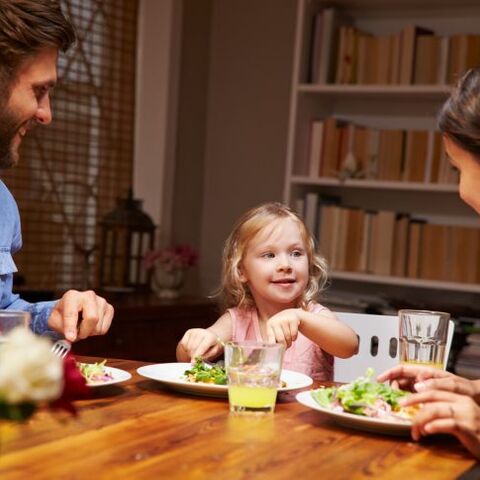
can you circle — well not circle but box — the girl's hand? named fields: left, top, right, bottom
left=401, top=390, right=480, bottom=459
left=266, top=309, right=301, bottom=348
left=377, top=365, right=479, bottom=400
left=177, top=328, right=223, bottom=361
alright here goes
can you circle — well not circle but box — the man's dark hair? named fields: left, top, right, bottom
left=0, top=0, right=76, bottom=89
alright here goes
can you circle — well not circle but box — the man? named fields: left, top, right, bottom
left=0, top=0, right=113, bottom=341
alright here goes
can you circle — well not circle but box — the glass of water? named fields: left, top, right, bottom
left=399, top=309, right=450, bottom=369
left=225, top=342, right=285, bottom=415
left=0, top=310, right=31, bottom=344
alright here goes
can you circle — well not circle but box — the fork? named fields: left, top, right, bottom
left=51, top=339, right=71, bottom=359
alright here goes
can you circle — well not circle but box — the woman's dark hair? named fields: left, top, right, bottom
left=438, top=67, right=480, bottom=157
left=0, top=0, right=75, bottom=89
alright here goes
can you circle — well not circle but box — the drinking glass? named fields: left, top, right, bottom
left=398, top=309, right=450, bottom=369
left=0, top=310, right=31, bottom=349
left=225, top=342, right=284, bottom=415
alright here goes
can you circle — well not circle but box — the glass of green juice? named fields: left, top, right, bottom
left=225, top=341, right=285, bottom=415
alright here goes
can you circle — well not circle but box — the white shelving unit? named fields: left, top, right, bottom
left=284, top=0, right=480, bottom=307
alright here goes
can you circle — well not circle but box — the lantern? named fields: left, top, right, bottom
left=98, top=190, right=155, bottom=291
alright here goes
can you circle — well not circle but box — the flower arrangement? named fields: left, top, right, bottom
left=144, top=244, right=199, bottom=273
left=0, top=327, right=90, bottom=422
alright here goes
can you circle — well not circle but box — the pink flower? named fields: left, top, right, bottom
left=144, top=244, right=198, bottom=273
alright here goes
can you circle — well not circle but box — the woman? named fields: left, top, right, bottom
left=379, top=67, right=480, bottom=459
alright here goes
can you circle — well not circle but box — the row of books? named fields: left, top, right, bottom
left=297, top=195, right=480, bottom=284
left=299, top=118, right=458, bottom=185
left=309, top=7, right=480, bottom=85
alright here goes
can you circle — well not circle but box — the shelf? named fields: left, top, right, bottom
left=331, top=271, right=480, bottom=294
left=291, top=176, right=458, bottom=192
left=297, top=84, right=451, bottom=100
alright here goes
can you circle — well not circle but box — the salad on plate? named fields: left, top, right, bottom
left=78, top=360, right=114, bottom=385
left=183, top=357, right=227, bottom=385
left=311, top=368, right=418, bottom=422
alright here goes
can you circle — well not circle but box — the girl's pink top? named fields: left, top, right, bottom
left=228, top=303, right=333, bottom=381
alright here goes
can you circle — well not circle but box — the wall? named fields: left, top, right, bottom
left=196, top=0, right=297, bottom=294
left=137, top=0, right=298, bottom=295
left=134, top=0, right=182, bottom=236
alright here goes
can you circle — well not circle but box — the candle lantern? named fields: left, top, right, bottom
left=98, top=191, right=155, bottom=291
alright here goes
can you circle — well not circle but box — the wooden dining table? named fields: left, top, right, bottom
left=0, top=356, right=478, bottom=479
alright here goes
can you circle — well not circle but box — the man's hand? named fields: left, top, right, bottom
left=47, top=290, right=114, bottom=341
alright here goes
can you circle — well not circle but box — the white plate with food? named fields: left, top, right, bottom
left=136, top=362, right=313, bottom=398
left=78, top=362, right=132, bottom=387
left=295, top=370, right=414, bottom=436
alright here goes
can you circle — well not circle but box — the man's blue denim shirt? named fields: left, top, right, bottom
left=0, top=179, right=58, bottom=337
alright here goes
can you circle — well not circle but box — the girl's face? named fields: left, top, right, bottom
left=239, top=217, right=309, bottom=312
left=443, top=135, right=480, bottom=214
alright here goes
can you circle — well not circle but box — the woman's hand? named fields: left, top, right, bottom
left=266, top=308, right=301, bottom=348
left=377, top=365, right=480, bottom=401
left=177, top=328, right=223, bottom=362
left=401, top=389, right=480, bottom=459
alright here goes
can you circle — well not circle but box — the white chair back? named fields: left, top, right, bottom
left=333, top=311, right=455, bottom=383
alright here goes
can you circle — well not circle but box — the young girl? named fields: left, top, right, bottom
left=176, top=202, right=358, bottom=381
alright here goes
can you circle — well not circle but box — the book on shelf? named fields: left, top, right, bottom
left=403, top=130, right=429, bottom=182
left=310, top=8, right=352, bottom=84
left=377, top=130, right=404, bottom=181
left=318, top=202, right=341, bottom=266
left=391, top=214, right=410, bottom=277
left=357, top=211, right=374, bottom=273
left=413, top=35, right=442, bottom=85
left=419, top=224, right=449, bottom=281
left=304, top=192, right=319, bottom=235
left=344, top=208, right=365, bottom=272
left=448, top=226, right=480, bottom=283
left=308, top=12, right=324, bottom=83
left=406, top=220, right=424, bottom=279
left=320, top=117, right=342, bottom=177
left=368, top=210, right=396, bottom=276
left=308, top=120, right=324, bottom=178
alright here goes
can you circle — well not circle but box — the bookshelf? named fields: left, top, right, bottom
left=284, top=0, right=480, bottom=311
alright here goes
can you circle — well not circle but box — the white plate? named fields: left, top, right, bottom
left=83, top=366, right=132, bottom=387
left=295, top=390, right=412, bottom=436
left=136, top=363, right=313, bottom=398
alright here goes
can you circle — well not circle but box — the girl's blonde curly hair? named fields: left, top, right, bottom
left=217, top=202, right=329, bottom=311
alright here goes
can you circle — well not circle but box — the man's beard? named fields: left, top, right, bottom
left=0, top=107, right=21, bottom=170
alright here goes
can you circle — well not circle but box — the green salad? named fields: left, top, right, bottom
left=78, top=360, right=113, bottom=384
left=184, top=357, right=227, bottom=385
left=311, top=368, right=412, bottom=420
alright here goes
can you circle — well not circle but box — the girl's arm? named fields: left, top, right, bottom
left=176, top=312, right=233, bottom=361
left=298, top=308, right=358, bottom=358
left=267, top=307, right=358, bottom=358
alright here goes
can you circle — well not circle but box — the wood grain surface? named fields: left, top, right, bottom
left=0, top=357, right=476, bottom=480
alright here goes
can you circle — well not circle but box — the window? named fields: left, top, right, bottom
left=4, top=0, right=139, bottom=292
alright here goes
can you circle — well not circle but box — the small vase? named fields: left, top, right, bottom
left=153, top=268, right=185, bottom=299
